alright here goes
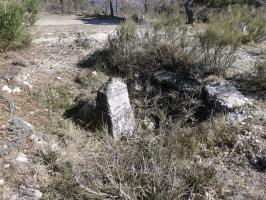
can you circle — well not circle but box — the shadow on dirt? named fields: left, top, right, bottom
left=229, top=74, right=266, bottom=100
left=78, top=16, right=125, bottom=25
left=64, top=100, right=98, bottom=130
left=77, top=48, right=108, bottom=69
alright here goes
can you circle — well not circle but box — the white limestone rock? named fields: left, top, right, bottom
left=97, top=78, right=135, bottom=140
left=205, top=80, right=248, bottom=111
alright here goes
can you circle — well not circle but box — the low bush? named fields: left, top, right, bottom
left=31, top=85, right=75, bottom=113
left=197, top=10, right=242, bottom=76
left=43, top=164, right=92, bottom=200
left=255, top=60, right=266, bottom=90
left=104, top=18, right=138, bottom=76
left=198, top=6, right=266, bottom=75
left=194, top=0, right=257, bottom=7
left=42, top=115, right=236, bottom=199
left=46, top=85, right=75, bottom=111
left=90, top=10, right=199, bottom=78
left=0, top=0, right=38, bottom=50
left=22, top=0, right=39, bottom=25
left=90, top=5, right=265, bottom=79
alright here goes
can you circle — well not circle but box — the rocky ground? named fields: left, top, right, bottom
left=0, top=15, right=265, bottom=199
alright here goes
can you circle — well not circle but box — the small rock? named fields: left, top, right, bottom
left=204, top=80, right=248, bottom=111
left=143, top=117, right=156, bottom=130
left=8, top=117, right=37, bottom=149
left=92, top=71, right=98, bottom=76
left=4, top=164, right=10, bottom=168
left=9, top=117, right=35, bottom=136
left=30, top=134, right=47, bottom=148
left=13, top=86, right=21, bottom=93
left=134, top=81, right=144, bottom=91
left=227, top=112, right=246, bottom=125
left=19, top=186, right=43, bottom=200
left=0, top=143, right=10, bottom=156
left=12, top=58, right=28, bottom=67
left=2, top=85, right=12, bottom=93
left=0, top=124, right=7, bottom=130
left=23, top=81, right=33, bottom=89
left=0, top=179, right=4, bottom=186
left=233, top=141, right=245, bottom=153
left=16, top=153, right=28, bottom=163
left=97, top=78, right=136, bottom=140
left=34, top=190, right=43, bottom=199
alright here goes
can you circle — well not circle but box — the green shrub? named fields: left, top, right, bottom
left=197, top=6, right=266, bottom=76
left=105, top=19, right=138, bottom=75
left=0, top=1, right=29, bottom=49
left=255, top=61, right=266, bottom=90
left=244, top=11, right=266, bottom=43
left=22, top=0, right=39, bottom=25
left=197, top=10, right=242, bottom=76
left=92, top=9, right=236, bottom=78
left=32, top=85, right=75, bottom=112
left=97, top=11, right=194, bottom=78
left=43, top=162, right=92, bottom=200
left=0, top=0, right=38, bottom=50
left=201, top=6, right=266, bottom=44
left=194, top=0, right=255, bottom=7
left=46, top=86, right=75, bottom=111
left=152, top=7, right=186, bottom=35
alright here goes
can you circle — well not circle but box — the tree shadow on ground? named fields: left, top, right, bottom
left=77, top=16, right=125, bottom=25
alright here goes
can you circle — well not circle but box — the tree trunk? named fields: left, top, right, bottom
left=109, top=0, right=114, bottom=16
left=60, top=0, right=64, bottom=14
left=144, top=0, right=148, bottom=13
left=74, top=0, right=78, bottom=12
left=115, top=0, right=118, bottom=15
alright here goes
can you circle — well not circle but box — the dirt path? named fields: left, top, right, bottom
left=19, top=15, right=117, bottom=84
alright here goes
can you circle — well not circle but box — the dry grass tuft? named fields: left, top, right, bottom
left=40, top=115, right=238, bottom=200
left=0, top=93, right=15, bottom=122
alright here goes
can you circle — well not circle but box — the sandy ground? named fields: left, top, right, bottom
left=0, top=14, right=119, bottom=126
left=17, top=15, right=118, bottom=84
left=35, top=15, right=88, bottom=26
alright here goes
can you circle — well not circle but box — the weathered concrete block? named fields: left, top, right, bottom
left=96, top=78, right=135, bottom=140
